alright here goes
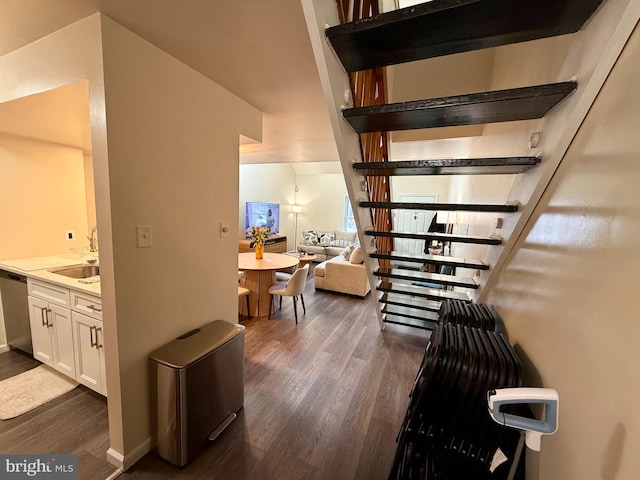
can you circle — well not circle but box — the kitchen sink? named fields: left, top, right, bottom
left=48, top=264, right=100, bottom=279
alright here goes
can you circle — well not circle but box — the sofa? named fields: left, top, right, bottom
left=314, top=245, right=370, bottom=298
left=297, top=230, right=358, bottom=262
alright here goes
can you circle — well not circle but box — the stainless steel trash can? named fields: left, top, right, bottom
left=149, top=320, right=245, bottom=466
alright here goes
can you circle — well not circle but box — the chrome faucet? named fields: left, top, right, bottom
left=88, top=226, right=98, bottom=253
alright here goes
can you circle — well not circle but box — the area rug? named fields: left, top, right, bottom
left=0, top=365, right=78, bottom=420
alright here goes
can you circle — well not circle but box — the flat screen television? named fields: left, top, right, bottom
left=245, top=202, right=280, bottom=236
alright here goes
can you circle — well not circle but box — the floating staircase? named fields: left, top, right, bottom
left=342, top=82, right=577, bottom=133
left=374, top=267, right=478, bottom=289
left=309, top=0, right=605, bottom=330
left=365, top=230, right=502, bottom=246
left=370, top=251, right=489, bottom=271
left=360, top=201, right=519, bottom=213
left=352, top=157, right=541, bottom=176
left=377, top=281, right=471, bottom=302
left=326, top=0, right=606, bottom=72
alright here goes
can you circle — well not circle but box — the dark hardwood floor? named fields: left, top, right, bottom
left=1, top=279, right=430, bottom=479
left=0, top=349, right=116, bottom=479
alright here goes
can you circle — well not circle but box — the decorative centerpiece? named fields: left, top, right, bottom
left=247, top=225, right=271, bottom=259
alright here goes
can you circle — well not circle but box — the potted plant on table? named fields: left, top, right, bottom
left=247, top=225, right=271, bottom=259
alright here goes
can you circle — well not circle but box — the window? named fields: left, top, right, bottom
left=343, top=195, right=356, bottom=232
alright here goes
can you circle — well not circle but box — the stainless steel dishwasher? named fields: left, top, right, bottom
left=0, top=269, right=32, bottom=355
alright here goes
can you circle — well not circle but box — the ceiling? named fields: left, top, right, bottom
left=0, top=0, right=339, bottom=165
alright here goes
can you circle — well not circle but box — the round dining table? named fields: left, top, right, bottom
left=238, top=252, right=299, bottom=317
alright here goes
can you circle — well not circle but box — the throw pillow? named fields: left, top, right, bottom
left=319, top=232, right=335, bottom=247
left=303, top=230, right=319, bottom=246
left=333, top=230, right=357, bottom=247
left=349, top=246, right=364, bottom=264
left=342, top=244, right=355, bottom=259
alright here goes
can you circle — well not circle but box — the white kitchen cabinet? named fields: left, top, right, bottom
left=26, top=278, right=106, bottom=396
left=72, top=311, right=106, bottom=395
left=27, top=296, right=76, bottom=378
left=28, top=296, right=53, bottom=365
left=28, top=278, right=71, bottom=307
left=71, top=290, right=106, bottom=396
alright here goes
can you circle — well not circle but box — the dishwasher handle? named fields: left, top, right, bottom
left=0, top=269, right=27, bottom=283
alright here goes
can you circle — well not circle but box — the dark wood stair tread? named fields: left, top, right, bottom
left=366, top=230, right=502, bottom=246
left=326, top=0, right=605, bottom=72
left=371, top=250, right=489, bottom=270
left=375, top=268, right=479, bottom=289
left=352, top=157, right=541, bottom=176
left=377, top=281, right=471, bottom=302
left=379, top=292, right=443, bottom=312
left=382, top=305, right=441, bottom=322
left=383, top=314, right=438, bottom=331
left=360, top=201, right=518, bottom=213
left=343, top=82, right=576, bottom=133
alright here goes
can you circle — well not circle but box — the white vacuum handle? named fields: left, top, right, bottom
left=487, top=387, right=559, bottom=451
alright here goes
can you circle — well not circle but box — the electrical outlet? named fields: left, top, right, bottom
left=136, top=225, right=153, bottom=248
left=65, top=230, right=74, bottom=241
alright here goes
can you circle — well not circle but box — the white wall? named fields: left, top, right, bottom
left=0, top=132, right=89, bottom=259
left=391, top=176, right=450, bottom=204
left=422, top=0, right=640, bottom=478
left=0, top=80, right=92, bottom=152
left=100, top=14, right=261, bottom=462
left=389, top=49, right=494, bottom=142
left=239, top=163, right=296, bottom=248
left=0, top=9, right=115, bottom=458
left=296, top=172, right=349, bottom=238
left=487, top=18, right=640, bottom=479
left=443, top=0, right=637, bottom=292
left=83, top=153, right=96, bottom=229
left=0, top=12, right=262, bottom=468
left=240, top=164, right=350, bottom=248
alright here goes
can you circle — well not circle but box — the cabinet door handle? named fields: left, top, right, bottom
left=40, top=307, right=47, bottom=326
left=45, top=308, right=52, bottom=327
left=89, top=326, right=97, bottom=347
left=95, top=326, right=103, bottom=349
left=87, top=304, right=102, bottom=312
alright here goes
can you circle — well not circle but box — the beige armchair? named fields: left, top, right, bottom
left=314, top=255, right=370, bottom=298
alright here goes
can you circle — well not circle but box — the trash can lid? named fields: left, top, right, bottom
left=149, top=320, right=245, bottom=369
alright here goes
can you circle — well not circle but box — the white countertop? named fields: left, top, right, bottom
left=0, top=255, right=101, bottom=297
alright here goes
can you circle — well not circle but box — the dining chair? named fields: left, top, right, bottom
left=275, top=270, right=293, bottom=282
left=238, top=271, right=250, bottom=317
left=268, top=264, right=309, bottom=324
left=238, top=286, right=250, bottom=317
left=275, top=263, right=297, bottom=282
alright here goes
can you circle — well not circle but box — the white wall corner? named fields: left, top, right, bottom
left=106, top=448, right=124, bottom=470
left=106, top=436, right=152, bottom=471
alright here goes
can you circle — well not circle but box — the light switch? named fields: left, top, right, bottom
left=137, top=225, right=153, bottom=248
left=220, top=221, right=230, bottom=238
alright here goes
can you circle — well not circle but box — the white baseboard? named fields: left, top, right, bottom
left=0, top=344, right=9, bottom=353
left=106, top=436, right=152, bottom=472
left=104, top=468, right=123, bottom=480
left=106, top=448, right=123, bottom=469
